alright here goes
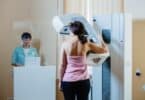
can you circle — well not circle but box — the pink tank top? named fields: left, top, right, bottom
left=62, top=56, right=90, bottom=82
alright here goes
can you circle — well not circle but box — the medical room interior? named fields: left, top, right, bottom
left=0, top=0, right=145, bottom=100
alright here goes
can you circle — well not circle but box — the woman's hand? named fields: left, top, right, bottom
left=58, top=80, right=62, bottom=91
left=12, top=64, right=24, bottom=67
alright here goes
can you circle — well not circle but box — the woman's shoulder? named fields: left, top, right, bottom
left=14, top=46, right=23, bottom=50
left=15, top=46, right=37, bottom=50
left=30, top=47, right=37, bottom=50
left=12, top=46, right=23, bottom=53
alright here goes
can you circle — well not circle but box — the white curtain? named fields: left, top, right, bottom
left=64, top=0, right=124, bottom=16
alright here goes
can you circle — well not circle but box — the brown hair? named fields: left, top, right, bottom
left=69, top=21, right=87, bottom=44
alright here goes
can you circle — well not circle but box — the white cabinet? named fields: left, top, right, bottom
left=13, top=66, right=56, bottom=100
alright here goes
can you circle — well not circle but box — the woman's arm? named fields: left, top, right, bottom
left=11, top=47, right=24, bottom=67
left=87, top=36, right=109, bottom=53
left=58, top=43, right=67, bottom=82
left=11, top=48, right=18, bottom=66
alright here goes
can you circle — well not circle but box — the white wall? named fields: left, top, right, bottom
left=31, top=0, right=58, bottom=65
left=0, top=0, right=58, bottom=99
left=124, top=0, right=145, bottom=19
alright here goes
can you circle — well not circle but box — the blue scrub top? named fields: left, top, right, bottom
left=11, top=46, right=38, bottom=65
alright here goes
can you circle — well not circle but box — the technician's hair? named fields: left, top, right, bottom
left=21, top=32, right=32, bottom=40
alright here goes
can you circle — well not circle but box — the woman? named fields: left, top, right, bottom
left=59, top=21, right=108, bottom=100
left=11, top=32, right=38, bottom=66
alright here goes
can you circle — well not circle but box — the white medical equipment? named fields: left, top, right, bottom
left=52, top=14, right=110, bottom=66
left=52, top=13, right=132, bottom=100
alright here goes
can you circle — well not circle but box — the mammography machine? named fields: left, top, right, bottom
left=52, top=13, right=132, bottom=100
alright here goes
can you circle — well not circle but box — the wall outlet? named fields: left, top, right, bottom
left=136, top=68, right=141, bottom=76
